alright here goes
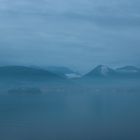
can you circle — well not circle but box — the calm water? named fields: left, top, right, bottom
left=0, top=91, right=140, bottom=140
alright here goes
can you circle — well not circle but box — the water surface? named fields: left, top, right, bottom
left=0, top=91, right=140, bottom=140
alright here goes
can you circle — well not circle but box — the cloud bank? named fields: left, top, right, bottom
left=0, top=0, right=140, bottom=72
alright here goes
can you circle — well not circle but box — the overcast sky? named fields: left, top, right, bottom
left=0, top=0, right=140, bottom=72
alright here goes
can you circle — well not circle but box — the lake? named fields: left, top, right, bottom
left=0, top=90, right=140, bottom=140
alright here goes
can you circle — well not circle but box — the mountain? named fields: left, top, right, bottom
left=84, top=65, right=140, bottom=79
left=116, top=66, right=140, bottom=74
left=85, top=65, right=116, bottom=78
left=46, top=66, right=81, bottom=78
left=115, top=66, right=140, bottom=78
left=0, top=66, right=63, bottom=81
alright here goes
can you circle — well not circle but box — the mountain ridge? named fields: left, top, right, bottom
left=0, top=65, right=63, bottom=81
left=84, top=65, right=140, bottom=79
left=0, top=65, right=140, bottom=80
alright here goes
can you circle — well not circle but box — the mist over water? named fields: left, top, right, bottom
left=0, top=84, right=140, bottom=140
left=0, top=0, right=140, bottom=139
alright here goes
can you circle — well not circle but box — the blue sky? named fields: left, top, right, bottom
left=0, top=0, right=140, bottom=72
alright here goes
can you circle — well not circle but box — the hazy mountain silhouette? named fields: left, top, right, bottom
left=0, top=65, right=140, bottom=82
left=116, top=66, right=140, bottom=73
left=0, top=66, right=63, bottom=81
left=84, top=65, right=140, bottom=79
left=84, top=65, right=116, bottom=78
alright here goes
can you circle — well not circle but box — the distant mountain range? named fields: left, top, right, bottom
left=85, top=65, right=140, bottom=79
left=0, top=65, right=140, bottom=82
left=116, top=66, right=140, bottom=74
left=0, top=66, right=62, bottom=81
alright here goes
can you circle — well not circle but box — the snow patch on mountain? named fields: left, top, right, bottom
left=99, top=65, right=111, bottom=76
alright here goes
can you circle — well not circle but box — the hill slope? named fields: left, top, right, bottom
left=0, top=66, right=63, bottom=81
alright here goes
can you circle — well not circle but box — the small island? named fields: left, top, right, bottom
left=8, top=87, right=42, bottom=95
